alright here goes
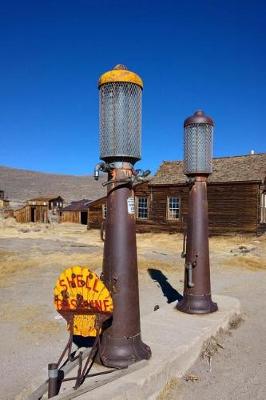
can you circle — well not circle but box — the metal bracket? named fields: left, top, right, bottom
left=133, top=169, right=151, bottom=183
left=100, top=166, right=150, bottom=187
left=185, top=262, right=195, bottom=288
left=181, top=232, right=187, bottom=258
left=94, top=162, right=109, bottom=180
left=186, top=177, right=196, bottom=188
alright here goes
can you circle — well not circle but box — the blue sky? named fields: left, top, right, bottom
left=0, top=0, right=265, bottom=175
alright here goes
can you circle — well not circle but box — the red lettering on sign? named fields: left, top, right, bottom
left=91, top=300, right=102, bottom=311
left=59, top=279, right=67, bottom=291
left=103, top=299, right=109, bottom=311
left=54, top=295, right=62, bottom=309
left=61, top=299, right=70, bottom=309
left=93, top=279, right=99, bottom=293
left=76, top=274, right=85, bottom=287
left=67, top=277, right=76, bottom=288
left=85, top=275, right=92, bottom=290
left=71, top=299, right=77, bottom=308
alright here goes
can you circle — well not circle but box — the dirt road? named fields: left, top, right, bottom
left=0, top=220, right=265, bottom=399
left=162, top=266, right=266, bottom=400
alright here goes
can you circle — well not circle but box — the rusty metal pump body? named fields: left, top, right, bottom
left=95, top=65, right=151, bottom=368
left=177, top=111, right=218, bottom=314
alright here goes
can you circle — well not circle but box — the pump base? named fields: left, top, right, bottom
left=99, top=332, right=151, bottom=369
left=176, top=294, right=218, bottom=314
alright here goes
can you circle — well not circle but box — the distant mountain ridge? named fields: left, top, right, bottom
left=0, top=165, right=106, bottom=205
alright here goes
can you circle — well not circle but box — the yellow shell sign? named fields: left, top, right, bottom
left=54, top=266, right=113, bottom=337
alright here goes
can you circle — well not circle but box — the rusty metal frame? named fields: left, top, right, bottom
left=48, top=310, right=112, bottom=398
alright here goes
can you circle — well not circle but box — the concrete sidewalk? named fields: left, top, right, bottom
left=63, top=295, right=240, bottom=400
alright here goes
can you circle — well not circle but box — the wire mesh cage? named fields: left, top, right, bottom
left=184, top=122, right=213, bottom=175
left=99, top=81, right=142, bottom=163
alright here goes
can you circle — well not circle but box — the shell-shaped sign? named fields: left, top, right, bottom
left=54, top=266, right=113, bottom=337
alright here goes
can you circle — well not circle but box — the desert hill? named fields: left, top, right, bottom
left=0, top=165, right=106, bottom=206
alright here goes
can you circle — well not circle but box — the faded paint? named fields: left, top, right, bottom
left=54, top=266, right=113, bottom=337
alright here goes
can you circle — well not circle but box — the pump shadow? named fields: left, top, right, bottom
left=148, top=268, right=183, bottom=304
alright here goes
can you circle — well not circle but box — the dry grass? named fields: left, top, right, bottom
left=0, top=303, right=65, bottom=339
left=224, top=255, right=266, bottom=271
left=201, top=335, right=224, bottom=360
left=137, top=232, right=183, bottom=252
left=0, top=304, right=40, bottom=322
left=0, top=220, right=103, bottom=245
left=0, top=250, right=103, bottom=287
left=1, top=224, right=265, bottom=286
left=21, top=320, right=64, bottom=339
left=210, top=235, right=252, bottom=252
left=229, top=314, right=244, bottom=330
left=156, top=377, right=180, bottom=400
left=138, top=258, right=182, bottom=274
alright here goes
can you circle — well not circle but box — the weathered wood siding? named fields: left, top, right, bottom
left=14, top=205, right=48, bottom=223
left=135, top=184, right=188, bottom=233
left=87, top=181, right=261, bottom=234
left=3, top=209, right=14, bottom=218
left=135, top=182, right=260, bottom=234
left=207, top=182, right=259, bottom=234
left=88, top=199, right=106, bottom=229
left=60, top=211, right=81, bottom=224
left=0, top=199, right=9, bottom=208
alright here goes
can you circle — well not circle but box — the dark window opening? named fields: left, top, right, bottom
left=31, top=207, right=36, bottom=222
left=81, top=211, right=88, bottom=225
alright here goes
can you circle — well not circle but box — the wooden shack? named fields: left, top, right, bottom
left=87, top=154, right=266, bottom=235
left=87, top=197, right=107, bottom=229
left=14, top=196, right=64, bottom=223
left=60, top=199, right=91, bottom=225
left=0, top=190, right=10, bottom=208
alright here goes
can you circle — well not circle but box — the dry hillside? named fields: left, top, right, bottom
left=0, top=165, right=106, bottom=205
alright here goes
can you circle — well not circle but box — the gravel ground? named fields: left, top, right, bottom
left=162, top=254, right=266, bottom=400
left=0, top=221, right=265, bottom=400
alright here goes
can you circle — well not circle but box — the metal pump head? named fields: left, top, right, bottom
left=183, top=110, right=214, bottom=176
left=98, top=64, right=143, bottom=164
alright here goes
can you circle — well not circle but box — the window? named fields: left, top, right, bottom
left=102, top=204, right=107, bottom=219
left=167, top=197, right=180, bottom=220
left=137, top=197, right=148, bottom=219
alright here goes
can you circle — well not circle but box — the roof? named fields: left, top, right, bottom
left=28, top=195, right=64, bottom=201
left=62, top=199, right=91, bottom=211
left=151, top=153, right=266, bottom=185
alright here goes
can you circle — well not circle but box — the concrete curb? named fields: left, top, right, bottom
left=74, top=294, right=241, bottom=400
left=21, top=295, right=240, bottom=400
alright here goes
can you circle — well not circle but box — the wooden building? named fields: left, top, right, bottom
left=87, top=197, right=107, bottom=229
left=0, top=190, right=10, bottom=209
left=60, top=199, right=91, bottom=225
left=87, top=154, right=266, bottom=235
left=14, top=196, right=64, bottom=223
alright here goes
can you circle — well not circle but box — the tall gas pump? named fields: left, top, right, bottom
left=94, top=64, right=151, bottom=368
left=177, top=110, right=218, bottom=314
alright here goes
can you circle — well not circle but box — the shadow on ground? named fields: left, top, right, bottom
left=148, top=268, right=183, bottom=303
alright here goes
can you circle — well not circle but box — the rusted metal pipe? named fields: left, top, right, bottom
left=177, top=110, right=218, bottom=314
left=48, top=363, right=59, bottom=398
left=100, top=165, right=151, bottom=368
left=177, top=176, right=217, bottom=313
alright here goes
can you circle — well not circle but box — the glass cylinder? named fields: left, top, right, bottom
left=99, top=81, right=142, bottom=163
left=183, top=111, right=214, bottom=175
